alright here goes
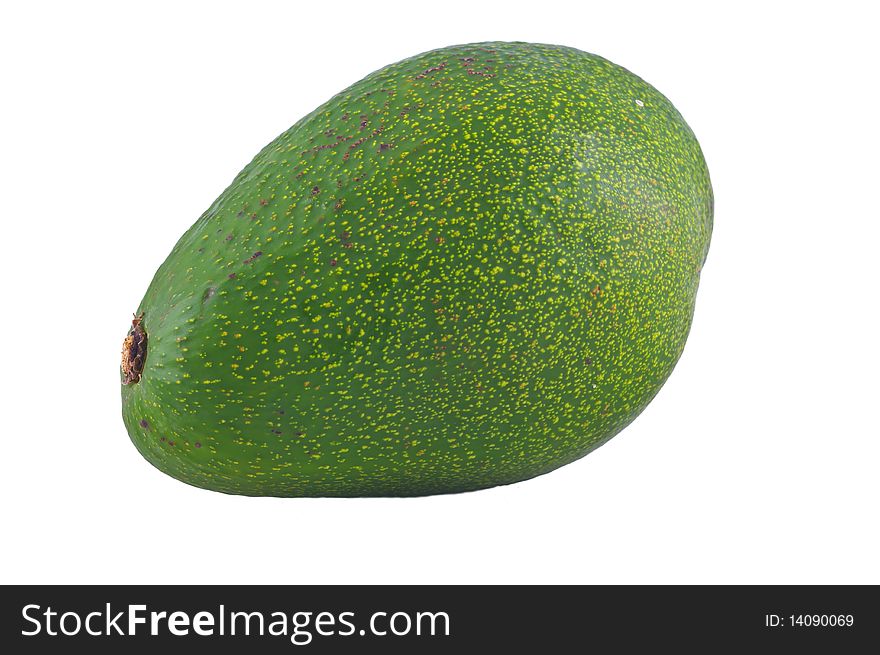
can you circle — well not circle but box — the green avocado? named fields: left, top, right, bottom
left=121, top=42, right=712, bottom=497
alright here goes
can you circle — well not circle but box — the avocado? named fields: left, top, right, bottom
left=121, top=42, right=712, bottom=497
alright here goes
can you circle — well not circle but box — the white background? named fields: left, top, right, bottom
left=1, top=1, right=878, bottom=584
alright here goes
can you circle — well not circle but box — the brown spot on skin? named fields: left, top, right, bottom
left=311, top=186, right=320, bottom=196
left=302, top=137, right=352, bottom=155
left=225, top=234, right=234, bottom=241
left=228, top=272, right=237, bottom=279
left=584, top=357, right=593, bottom=366
left=330, top=258, right=338, bottom=267
left=415, top=61, right=447, bottom=79
left=259, top=198, right=268, bottom=206
left=244, top=251, right=263, bottom=264
left=168, top=441, right=175, bottom=447
left=194, top=442, right=202, bottom=448
left=459, top=56, right=496, bottom=77
left=378, top=143, right=392, bottom=152
left=139, top=419, right=149, bottom=429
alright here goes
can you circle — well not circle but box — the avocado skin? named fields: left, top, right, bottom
left=121, top=42, right=712, bottom=497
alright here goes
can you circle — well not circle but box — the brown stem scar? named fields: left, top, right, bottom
left=121, top=312, right=147, bottom=385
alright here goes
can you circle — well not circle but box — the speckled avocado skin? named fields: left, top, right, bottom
left=121, top=42, right=712, bottom=497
